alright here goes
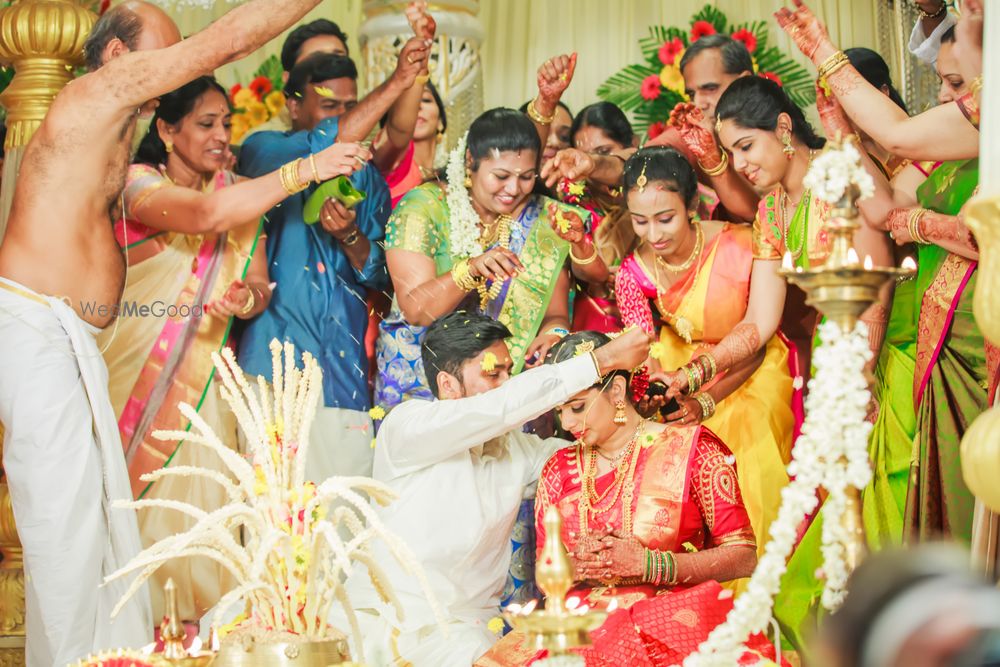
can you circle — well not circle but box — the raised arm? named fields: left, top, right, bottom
left=775, top=0, right=979, bottom=161
left=95, top=0, right=325, bottom=110
left=528, top=53, right=577, bottom=152
left=129, top=144, right=369, bottom=235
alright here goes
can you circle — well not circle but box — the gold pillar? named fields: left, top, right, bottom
left=0, top=2, right=96, bottom=663
left=0, top=0, right=96, bottom=241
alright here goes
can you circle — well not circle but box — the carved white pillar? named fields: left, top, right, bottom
left=359, top=0, right=484, bottom=167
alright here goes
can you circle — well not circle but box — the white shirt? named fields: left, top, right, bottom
left=909, top=12, right=957, bottom=64
left=345, top=354, right=599, bottom=630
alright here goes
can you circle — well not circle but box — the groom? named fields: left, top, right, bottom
left=336, top=312, right=650, bottom=666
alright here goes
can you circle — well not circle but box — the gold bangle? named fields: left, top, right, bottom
left=908, top=208, right=929, bottom=244
left=569, top=243, right=599, bottom=265
left=526, top=97, right=556, bottom=125
left=451, top=258, right=480, bottom=291
left=816, top=50, right=849, bottom=80
left=415, top=73, right=430, bottom=85
left=340, top=228, right=362, bottom=246
left=698, top=149, right=729, bottom=177
left=694, top=392, right=716, bottom=420
left=308, top=153, right=321, bottom=184
left=589, top=350, right=604, bottom=378
left=240, top=287, right=256, bottom=315
left=280, top=159, right=308, bottom=195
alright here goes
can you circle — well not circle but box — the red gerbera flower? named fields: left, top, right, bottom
left=760, top=71, right=783, bottom=86
left=640, top=74, right=662, bottom=101
left=691, top=20, right=717, bottom=42
left=731, top=28, right=758, bottom=54
left=658, top=37, right=685, bottom=66
left=647, top=121, right=667, bottom=140
left=229, top=83, right=243, bottom=100
left=249, top=75, right=273, bottom=100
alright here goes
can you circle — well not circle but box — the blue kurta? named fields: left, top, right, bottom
left=238, top=117, right=390, bottom=411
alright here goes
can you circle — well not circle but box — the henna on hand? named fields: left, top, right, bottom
left=922, top=210, right=979, bottom=253
left=827, top=65, right=864, bottom=98
left=707, top=323, right=761, bottom=372
left=860, top=302, right=889, bottom=369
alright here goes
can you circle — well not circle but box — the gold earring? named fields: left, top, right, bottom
left=464, top=170, right=472, bottom=189
left=165, top=140, right=173, bottom=154
left=782, top=133, right=795, bottom=159
left=613, top=400, right=627, bottom=425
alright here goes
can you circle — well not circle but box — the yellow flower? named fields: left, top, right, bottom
left=567, top=181, right=586, bottom=197
left=230, top=114, right=250, bottom=144
left=264, top=90, right=286, bottom=116
left=554, top=211, right=571, bottom=234
left=217, top=612, right=248, bottom=638
left=370, top=438, right=376, bottom=449
left=369, top=405, right=387, bottom=420
left=659, top=65, right=685, bottom=95
left=314, top=85, right=335, bottom=99
left=649, top=342, right=666, bottom=358
left=752, top=56, right=760, bottom=74
left=674, top=48, right=686, bottom=67
left=233, top=87, right=257, bottom=110
left=245, top=101, right=269, bottom=127
left=253, top=466, right=268, bottom=496
left=487, top=616, right=505, bottom=635
left=481, top=351, right=498, bottom=372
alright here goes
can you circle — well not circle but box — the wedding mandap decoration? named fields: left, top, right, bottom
left=228, top=55, right=286, bottom=144
left=597, top=4, right=815, bottom=136
left=104, top=340, right=442, bottom=666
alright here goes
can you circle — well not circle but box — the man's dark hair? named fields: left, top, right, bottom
left=281, top=19, right=350, bottom=72
left=285, top=53, right=358, bottom=100
left=83, top=5, right=144, bottom=71
left=679, top=34, right=754, bottom=77
left=421, top=311, right=511, bottom=398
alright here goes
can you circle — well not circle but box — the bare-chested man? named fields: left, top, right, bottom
left=0, top=1, right=335, bottom=664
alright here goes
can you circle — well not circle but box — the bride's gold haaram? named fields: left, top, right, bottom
left=577, top=421, right=647, bottom=537
left=476, top=214, right=513, bottom=309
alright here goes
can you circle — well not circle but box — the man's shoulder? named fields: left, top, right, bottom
left=381, top=398, right=433, bottom=427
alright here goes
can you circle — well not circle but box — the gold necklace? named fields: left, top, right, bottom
left=577, top=420, right=646, bottom=536
left=477, top=214, right=513, bottom=309
left=655, top=222, right=704, bottom=273
left=651, top=242, right=700, bottom=345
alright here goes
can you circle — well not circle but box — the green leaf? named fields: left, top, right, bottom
left=253, top=55, right=285, bottom=93
left=640, top=25, right=690, bottom=65
left=690, top=4, right=730, bottom=34
left=731, top=19, right=771, bottom=54
left=597, top=63, right=660, bottom=113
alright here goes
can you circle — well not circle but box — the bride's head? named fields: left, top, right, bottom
left=462, top=108, right=541, bottom=217
left=545, top=331, right=638, bottom=447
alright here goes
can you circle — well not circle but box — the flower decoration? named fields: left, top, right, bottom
left=314, top=85, right=336, bottom=99
left=731, top=28, right=758, bottom=54
left=640, top=75, right=662, bottom=101
left=228, top=55, right=285, bottom=144
left=104, top=341, right=444, bottom=655
left=647, top=121, right=668, bottom=140
left=481, top=351, right=498, bottom=372
left=803, top=139, right=876, bottom=204
left=759, top=71, right=783, bottom=87
left=445, top=133, right=490, bottom=258
left=487, top=616, right=505, bottom=635
left=691, top=20, right=717, bottom=41
left=368, top=405, right=387, bottom=421
left=598, top=5, right=815, bottom=136
left=630, top=366, right=651, bottom=402
left=658, top=37, right=685, bottom=66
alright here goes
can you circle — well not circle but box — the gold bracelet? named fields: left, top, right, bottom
left=240, top=287, right=256, bottom=315
left=340, top=229, right=362, bottom=246
left=280, top=159, right=308, bottom=195
left=569, top=243, right=599, bottom=265
left=308, top=153, right=321, bottom=184
left=526, top=97, right=556, bottom=125
left=908, top=208, right=929, bottom=244
left=694, top=392, right=716, bottom=420
left=450, top=258, right=481, bottom=291
left=698, top=149, right=729, bottom=177
left=589, top=350, right=605, bottom=378
left=816, top=50, right=849, bottom=80
left=415, top=73, right=431, bottom=85
left=700, top=353, right=718, bottom=380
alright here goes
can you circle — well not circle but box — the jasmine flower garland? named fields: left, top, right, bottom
left=445, top=132, right=487, bottom=258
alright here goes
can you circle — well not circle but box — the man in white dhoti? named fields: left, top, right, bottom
left=0, top=0, right=331, bottom=663
left=333, top=312, right=649, bottom=666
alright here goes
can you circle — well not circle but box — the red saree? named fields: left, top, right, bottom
left=477, top=427, right=783, bottom=666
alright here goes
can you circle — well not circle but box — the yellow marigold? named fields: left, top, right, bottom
left=369, top=405, right=387, bottom=420
left=659, top=65, right=685, bottom=95
left=487, top=616, right=505, bottom=635
left=649, top=342, right=666, bottom=358
left=265, top=90, right=286, bottom=116
left=752, top=56, right=759, bottom=74
left=233, top=87, right=257, bottom=110
left=245, top=101, right=269, bottom=127
left=481, top=351, right=498, bottom=372
left=314, top=85, right=335, bottom=99
left=230, top=114, right=250, bottom=144
left=567, top=181, right=586, bottom=197
left=253, top=466, right=267, bottom=496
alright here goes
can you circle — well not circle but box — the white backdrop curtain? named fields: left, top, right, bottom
left=134, top=0, right=882, bottom=113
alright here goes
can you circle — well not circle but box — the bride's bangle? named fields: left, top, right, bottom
left=569, top=243, right=599, bottom=265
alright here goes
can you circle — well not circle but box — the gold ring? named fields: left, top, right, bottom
left=407, top=54, right=416, bottom=64
left=559, top=73, right=568, bottom=82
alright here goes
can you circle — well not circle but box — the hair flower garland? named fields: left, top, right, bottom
left=598, top=4, right=815, bottom=135
left=445, top=132, right=488, bottom=258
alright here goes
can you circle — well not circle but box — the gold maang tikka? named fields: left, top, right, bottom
left=636, top=160, right=648, bottom=193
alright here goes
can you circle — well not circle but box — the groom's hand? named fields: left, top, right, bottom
left=595, top=327, right=651, bottom=374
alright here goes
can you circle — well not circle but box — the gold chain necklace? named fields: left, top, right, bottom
left=655, top=221, right=704, bottom=273
left=477, top=214, right=513, bottom=309
left=577, top=421, right=646, bottom=536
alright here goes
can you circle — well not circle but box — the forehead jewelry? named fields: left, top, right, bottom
left=636, top=160, right=649, bottom=193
